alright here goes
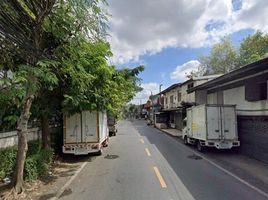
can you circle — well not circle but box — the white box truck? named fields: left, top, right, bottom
left=182, top=104, right=240, bottom=151
left=63, top=110, right=109, bottom=155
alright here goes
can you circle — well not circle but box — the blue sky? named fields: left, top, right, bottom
left=107, top=0, right=268, bottom=104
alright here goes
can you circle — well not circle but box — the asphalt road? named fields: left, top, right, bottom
left=59, top=120, right=268, bottom=200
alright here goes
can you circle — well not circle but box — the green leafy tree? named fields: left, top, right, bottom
left=0, top=0, right=56, bottom=193
left=199, top=38, right=238, bottom=75
left=0, top=1, right=143, bottom=196
left=238, top=31, right=268, bottom=66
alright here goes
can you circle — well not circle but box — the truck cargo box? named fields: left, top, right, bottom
left=63, top=111, right=109, bottom=155
left=183, top=104, right=240, bottom=150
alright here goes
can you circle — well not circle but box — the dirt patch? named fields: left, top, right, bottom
left=0, top=158, right=83, bottom=200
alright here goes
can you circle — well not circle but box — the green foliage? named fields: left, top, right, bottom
left=24, top=148, right=54, bottom=181
left=196, top=31, right=268, bottom=76
left=0, top=146, right=17, bottom=179
left=0, top=141, right=54, bottom=181
left=238, top=31, right=268, bottom=66
left=199, top=38, right=238, bottom=75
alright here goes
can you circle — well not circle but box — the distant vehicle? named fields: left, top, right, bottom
left=183, top=104, right=240, bottom=151
left=108, top=116, right=118, bottom=136
left=63, top=111, right=109, bottom=155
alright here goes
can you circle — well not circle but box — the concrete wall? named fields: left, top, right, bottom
left=207, top=85, right=268, bottom=116
left=163, top=86, right=181, bottom=109
left=0, top=128, right=41, bottom=149
left=224, top=86, right=268, bottom=116
left=181, top=80, right=209, bottom=104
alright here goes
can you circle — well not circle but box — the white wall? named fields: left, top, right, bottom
left=0, top=128, right=41, bottom=149
left=163, top=86, right=180, bottom=109
left=207, top=93, right=217, bottom=104
left=223, top=86, right=268, bottom=116
left=181, top=80, right=209, bottom=104
left=207, top=85, right=268, bottom=116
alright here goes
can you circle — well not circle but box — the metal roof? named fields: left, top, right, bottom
left=187, top=56, right=268, bottom=93
left=158, top=83, right=180, bottom=95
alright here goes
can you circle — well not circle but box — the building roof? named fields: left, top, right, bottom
left=181, top=74, right=222, bottom=85
left=188, top=56, right=268, bottom=93
left=159, top=83, right=180, bottom=95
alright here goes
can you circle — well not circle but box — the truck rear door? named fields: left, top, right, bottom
left=82, top=111, right=98, bottom=143
left=207, top=106, right=221, bottom=140
left=65, top=113, right=82, bottom=143
left=187, top=109, right=193, bottom=137
left=221, top=106, right=237, bottom=140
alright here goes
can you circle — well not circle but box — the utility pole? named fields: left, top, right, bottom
left=159, top=84, right=163, bottom=93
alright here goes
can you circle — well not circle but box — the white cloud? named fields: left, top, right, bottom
left=108, top=0, right=268, bottom=64
left=170, top=60, right=201, bottom=81
left=131, top=82, right=165, bottom=105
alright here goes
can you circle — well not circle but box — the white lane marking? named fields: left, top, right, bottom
left=140, top=138, right=145, bottom=144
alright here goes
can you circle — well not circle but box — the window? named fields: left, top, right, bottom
left=245, top=82, right=267, bottom=101
left=170, top=95, right=174, bottom=104
left=187, top=83, right=194, bottom=89
left=177, top=92, right=181, bottom=102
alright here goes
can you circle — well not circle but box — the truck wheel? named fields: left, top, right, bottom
left=96, top=148, right=103, bottom=156
left=197, top=141, right=203, bottom=152
left=183, top=136, right=188, bottom=145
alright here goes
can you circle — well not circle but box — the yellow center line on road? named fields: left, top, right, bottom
left=153, top=166, right=167, bottom=188
left=145, top=148, right=151, bottom=156
left=140, top=138, right=145, bottom=144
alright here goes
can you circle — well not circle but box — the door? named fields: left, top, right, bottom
left=221, top=106, right=237, bottom=140
left=82, top=111, right=98, bottom=143
left=65, top=113, right=82, bottom=143
left=207, top=106, right=221, bottom=140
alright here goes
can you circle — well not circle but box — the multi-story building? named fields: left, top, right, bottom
left=159, top=75, right=221, bottom=130
left=188, top=57, right=268, bottom=163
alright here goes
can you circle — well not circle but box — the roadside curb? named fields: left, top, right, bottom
left=49, top=162, right=88, bottom=200
left=154, top=126, right=182, bottom=138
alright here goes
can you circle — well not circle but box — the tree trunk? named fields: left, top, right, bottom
left=13, top=93, right=33, bottom=194
left=41, top=116, right=50, bottom=149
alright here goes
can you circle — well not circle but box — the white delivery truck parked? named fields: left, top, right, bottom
left=183, top=104, right=240, bottom=151
left=63, top=110, right=109, bottom=155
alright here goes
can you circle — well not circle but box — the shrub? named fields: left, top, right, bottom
left=0, top=146, right=17, bottom=180
left=24, top=146, right=54, bottom=181
left=0, top=140, right=54, bottom=181
left=24, top=157, right=38, bottom=181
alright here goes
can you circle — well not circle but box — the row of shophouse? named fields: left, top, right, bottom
left=143, top=57, right=268, bottom=163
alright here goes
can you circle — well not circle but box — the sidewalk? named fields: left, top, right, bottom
left=161, top=128, right=182, bottom=137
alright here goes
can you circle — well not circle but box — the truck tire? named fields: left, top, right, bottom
left=183, top=136, right=188, bottom=145
left=197, top=140, right=203, bottom=152
left=96, top=148, right=103, bottom=156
